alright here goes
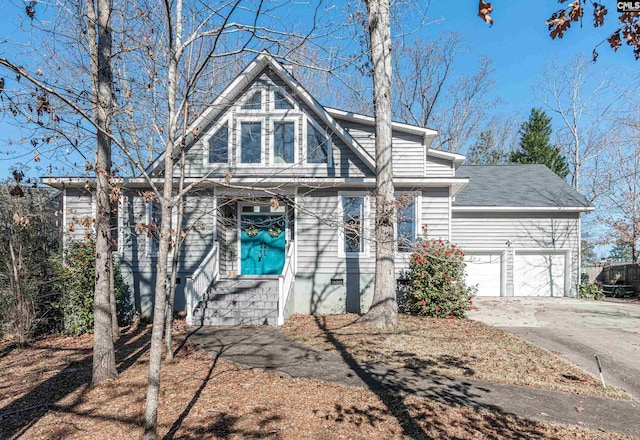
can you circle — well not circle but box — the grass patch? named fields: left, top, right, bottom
left=281, top=313, right=629, bottom=400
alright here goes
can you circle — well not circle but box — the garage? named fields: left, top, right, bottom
left=514, top=252, right=566, bottom=297
left=464, top=253, right=503, bottom=297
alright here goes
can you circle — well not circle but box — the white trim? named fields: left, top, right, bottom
left=268, top=116, right=299, bottom=166
left=427, top=148, right=466, bottom=165
left=117, top=193, right=124, bottom=254
left=236, top=116, right=266, bottom=166
left=62, top=188, right=67, bottom=244
left=337, top=191, right=371, bottom=259
left=91, top=193, right=97, bottom=234
left=452, top=206, right=594, bottom=213
left=146, top=200, right=161, bottom=258
left=303, top=117, right=334, bottom=168
left=270, top=85, right=298, bottom=112
left=326, top=107, right=438, bottom=138
left=202, top=117, right=231, bottom=167
left=447, top=186, right=452, bottom=242
left=238, top=88, right=265, bottom=112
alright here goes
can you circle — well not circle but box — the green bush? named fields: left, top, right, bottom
left=403, top=237, right=476, bottom=318
left=53, top=238, right=128, bottom=335
left=578, top=283, right=604, bottom=300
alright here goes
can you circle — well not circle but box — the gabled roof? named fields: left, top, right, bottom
left=146, top=52, right=376, bottom=174
left=453, top=165, right=593, bottom=211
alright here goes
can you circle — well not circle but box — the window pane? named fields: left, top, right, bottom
left=149, top=200, right=161, bottom=256
left=241, top=122, right=262, bottom=164
left=307, top=121, right=329, bottom=164
left=208, top=124, right=228, bottom=163
left=274, top=91, right=293, bottom=110
left=343, top=196, right=364, bottom=254
left=110, top=203, right=118, bottom=249
left=242, top=91, right=261, bottom=110
left=397, top=198, right=415, bottom=252
left=274, top=122, right=295, bottom=163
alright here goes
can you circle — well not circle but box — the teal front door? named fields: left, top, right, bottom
left=240, top=214, right=286, bottom=275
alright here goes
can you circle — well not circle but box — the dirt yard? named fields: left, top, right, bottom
left=0, top=320, right=634, bottom=440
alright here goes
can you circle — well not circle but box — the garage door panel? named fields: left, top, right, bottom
left=515, top=253, right=565, bottom=297
left=465, top=254, right=501, bottom=297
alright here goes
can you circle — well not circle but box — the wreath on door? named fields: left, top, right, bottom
left=268, top=224, right=282, bottom=238
left=244, top=223, right=259, bottom=237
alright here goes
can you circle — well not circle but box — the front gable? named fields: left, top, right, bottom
left=149, top=53, right=375, bottom=180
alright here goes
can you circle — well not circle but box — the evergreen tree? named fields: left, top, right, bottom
left=509, top=108, right=569, bottom=179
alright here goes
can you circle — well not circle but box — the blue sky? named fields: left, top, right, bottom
left=0, top=1, right=638, bottom=179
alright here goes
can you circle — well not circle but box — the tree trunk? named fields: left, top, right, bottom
left=142, top=1, right=181, bottom=436
left=88, top=0, right=117, bottom=386
left=110, top=250, right=120, bottom=341
left=361, top=0, right=397, bottom=328
left=164, top=147, right=186, bottom=362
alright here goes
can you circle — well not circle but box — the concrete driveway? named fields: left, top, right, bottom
left=469, top=297, right=640, bottom=402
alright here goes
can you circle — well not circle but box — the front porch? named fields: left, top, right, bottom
left=185, top=195, right=297, bottom=326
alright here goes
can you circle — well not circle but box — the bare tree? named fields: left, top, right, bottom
left=392, top=35, right=497, bottom=152
left=538, top=55, right=618, bottom=201
left=359, top=0, right=397, bottom=328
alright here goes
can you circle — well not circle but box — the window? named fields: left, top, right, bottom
left=397, top=197, right=416, bottom=252
left=240, top=121, right=262, bottom=164
left=306, top=120, right=330, bottom=164
left=110, top=201, right=119, bottom=251
left=147, top=200, right=161, bottom=256
left=208, top=123, right=228, bottom=163
left=273, top=121, right=295, bottom=164
left=274, top=91, right=293, bottom=110
left=242, top=91, right=262, bottom=110
left=342, top=195, right=366, bottom=256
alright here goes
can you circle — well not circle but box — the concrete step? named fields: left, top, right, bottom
left=191, top=315, right=277, bottom=326
left=197, top=303, right=278, bottom=317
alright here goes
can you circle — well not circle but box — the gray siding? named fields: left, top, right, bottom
left=340, top=121, right=427, bottom=177
left=422, top=187, right=450, bottom=241
left=64, top=188, right=94, bottom=240
left=426, top=155, right=455, bottom=177
left=451, top=211, right=581, bottom=294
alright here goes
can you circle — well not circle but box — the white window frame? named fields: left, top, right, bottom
left=270, top=86, right=297, bottom=112
left=236, top=116, right=266, bottom=166
left=269, top=116, right=299, bottom=166
left=202, top=117, right=231, bottom=166
left=238, top=89, right=264, bottom=112
left=395, top=191, right=421, bottom=254
left=146, top=199, right=161, bottom=257
left=303, top=117, right=334, bottom=168
left=337, top=191, right=370, bottom=259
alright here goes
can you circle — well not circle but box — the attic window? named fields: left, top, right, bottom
left=306, top=121, right=329, bottom=164
left=242, top=91, right=262, bottom=110
left=274, top=91, right=293, bottom=110
left=208, top=123, right=228, bottom=163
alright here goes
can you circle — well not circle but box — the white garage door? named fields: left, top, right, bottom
left=514, top=253, right=565, bottom=297
left=464, top=254, right=502, bottom=297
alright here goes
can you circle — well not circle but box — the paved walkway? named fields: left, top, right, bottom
left=188, top=325, right=640, bottom=437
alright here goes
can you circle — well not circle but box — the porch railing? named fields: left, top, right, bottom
left=186, top=242, right=219, bottom=325
left=278, top=241, right=296, bottom=325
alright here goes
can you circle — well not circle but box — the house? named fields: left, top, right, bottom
left=44, top=53, right=593, bottom=326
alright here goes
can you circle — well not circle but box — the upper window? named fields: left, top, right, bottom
left=208, top=123, right=228, bottom=163
left=341, top=195, right=366, bottom=256
left=242, top=91, right=262, bottom=110
left=273, top=121, right=295, bottom=164
left=397, top=197, right=416, bottom=252
left=307, top=121, right=330, bottom=164
left=110, top=201, right=119, bottom=251
left=240, top=121, right=262, bottom=164
left=274, top=91, right=293, bottom=110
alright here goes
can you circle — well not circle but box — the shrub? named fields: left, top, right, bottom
left=578, top=283, right=604, bottom=300
left=404, top=236, right=476, bottom=318
left=54, top=238, right=129, bottom=335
